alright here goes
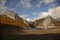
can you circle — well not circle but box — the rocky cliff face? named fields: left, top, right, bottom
left=0, top=9, right=60, bottom=29
left=0, top=10, right=29, bottom=29
left=34, top=15, right=60, bottom=28
left=1, top=9, right=18, bottom=20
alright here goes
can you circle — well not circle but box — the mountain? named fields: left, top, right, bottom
left=0, top=10, right=29, bottom=29
left=34, top=15, right=60, bottom=28
left=1, top=9, right=18, bottom=20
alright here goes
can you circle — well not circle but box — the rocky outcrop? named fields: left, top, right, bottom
left=0, top=10, right=29, bottom=29
left=34, top=15, right=60, bottom=28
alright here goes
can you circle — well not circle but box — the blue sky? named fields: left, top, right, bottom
left=0, top=0, right=60, bottom=20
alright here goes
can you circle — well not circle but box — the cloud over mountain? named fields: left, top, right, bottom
left=44, top=0, right=55, bottom=4
left=0, top=0, right=6, bottom=14
left=35, top=6, right=60, bottom=21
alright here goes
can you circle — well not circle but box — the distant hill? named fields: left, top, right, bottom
left=0, top=9, right=29, bottom=29
left=34, top=15, right=60, bottom=28
left=0, top=10, right=60, bottom=29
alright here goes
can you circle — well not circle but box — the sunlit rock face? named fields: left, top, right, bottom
left=43, top=15, right=55, bottom=28
left=34, top=15, right=58, bottom=28
left=0, top=10, right=29, bottom=29
left=3, top=9, right=18, bottom=20
left=34, top=18, right=45, bottom=28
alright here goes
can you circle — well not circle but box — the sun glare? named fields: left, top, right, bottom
left=26, top=18, right=31, bottom=21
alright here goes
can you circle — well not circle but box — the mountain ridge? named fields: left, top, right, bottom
left=0, top=10, right=29, bottom=29
left=33, top=15, right=60, bottom=28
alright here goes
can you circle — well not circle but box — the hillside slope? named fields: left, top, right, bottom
left=0, top=10, right=29, bottom=29
left=34, top=15, right=60, bottom=28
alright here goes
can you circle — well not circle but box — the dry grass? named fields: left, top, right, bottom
left=18, top=28, right=60, bottom=35
left=0, top=15, right=28, bottom=28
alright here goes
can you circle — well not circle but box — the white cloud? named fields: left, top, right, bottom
left=44, top=0, right=55, bottom=4
left=0, top=0, right=6, bottom=5
left=20, top=0, right=32, bottom=9
left=19, top=14, right=29, bottom=19
left=0, top=0, right=6, bottom=14
left=0, top=5, right=6, bottom=14
left=34, top=6, right=60, bottom=21
left=48, top=3, right=57, bottom=8
left=36, top=4, right=41, bottom=8
left=32, top=12, right=37, bottom=15
left=36, top=0, right=55, bottom=8
left=36, top=1, right=43, bottom=8
left=36, top=8, right=53, bottom=19
left=51, top=7, right=60, bottom=19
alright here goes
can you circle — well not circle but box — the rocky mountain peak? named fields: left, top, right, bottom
left=1, top=9, right=19, bottom=20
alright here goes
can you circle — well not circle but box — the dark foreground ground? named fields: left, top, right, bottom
left=0, top=23, right=60, bottom=40
left=1, top=33, right=60, bottom=40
